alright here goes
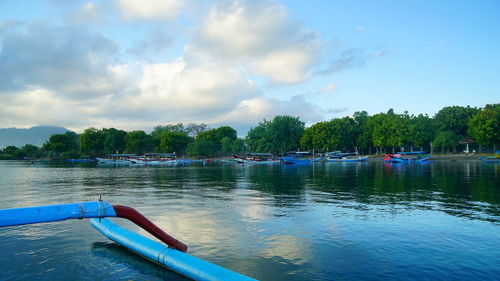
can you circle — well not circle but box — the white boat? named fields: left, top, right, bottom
left=231, top=153, right=279, bottom=164
left=130, top=153, right=178, bottom=165
left=96, top=154, right=136, bottom=164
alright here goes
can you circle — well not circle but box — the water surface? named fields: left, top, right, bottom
left=0, top=160, right=499, bottom=280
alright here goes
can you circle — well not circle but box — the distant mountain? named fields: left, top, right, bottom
left=0, top=126, right=70, bottom=148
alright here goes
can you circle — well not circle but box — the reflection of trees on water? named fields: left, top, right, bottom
left=244, top=164, right=309, bottom=207
left=75, top=164, right=240, bottom=202
left=428, top=162, right=500, bottom=222
left=70, top=161, right=499, bottom=223
left=148, top=165, right=240, bottom=201
left=310, top=161, right=500, bottom=223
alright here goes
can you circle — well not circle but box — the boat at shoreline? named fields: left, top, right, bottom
left=281, top=151, right=322, bottom=165
left=232, top=153, right=279, bottom=164
left=326, top=151, right=368, bottom=162
left=96, top=154, right=137, bottom=164
left=384, top=151, right=431, bottom=163
left=129, top=153, right=178, bottom=165
left=479, top=151, right=500, bottom=163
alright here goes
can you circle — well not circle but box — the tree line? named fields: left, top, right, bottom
left=0, top=104, right=498, bottom=160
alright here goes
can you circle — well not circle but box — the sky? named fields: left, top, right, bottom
left=0, top=0, right=499, bottom=135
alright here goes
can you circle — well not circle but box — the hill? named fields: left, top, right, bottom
left=0, top=126, right=70, bottom=148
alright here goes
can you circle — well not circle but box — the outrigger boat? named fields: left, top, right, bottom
left=281, top=151, right=322, bottom=165
left=479, top=157, right=500, bottom=163
left=326, top=151, right=368, bottom=162
left=479, top=155, right=500, bottom=163
left=384, top=151, right=431, bottom=163
left=479, top=151, right=500, bottom=163
left=129, top=153, right=178, bottom=165
left=0, top=201, right=256, bottom=281
left=231, top=153, right=279, bottom=164
left=96, top=154, right=137, bottom=164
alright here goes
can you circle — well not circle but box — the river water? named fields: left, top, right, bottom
left=0, top=160, right=499, bottom=280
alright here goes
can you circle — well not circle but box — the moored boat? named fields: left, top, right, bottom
left=130, top=153, right=178, bottom=165
left=326, top=151, right=368, bottom=162
left=96, top=154, right=136, bottom=164
left=232, top=153, right=279, bottom=164
left=281, top=151, right=322, bottom=165
left=384, top=151, right=431, bottom=163
left=479, top=156, right=500, bottom=163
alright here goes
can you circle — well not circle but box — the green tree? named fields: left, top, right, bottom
left=371, top=111, right=403, bottom=153
left=246, top=115, right=304, bottom=154
left=357, top=115, right=375, bottom=154
left=434, top=106, right=479, bottom=136
left=468, top=104, right=500, bottom=151
left=246, top=122, right=274, bottom=152
left=102, top=128, right=127, bottom=155
left=269, top=116, right=305, bottom=152
left=21, top=144, right=41, bottom=158
left=186, top=139, right=219, bottom=157
left=157, top=131, right=192, bottom=154
left=433, top=131, right=461, bottom=154
left=399, top=111, right=412, bottom=148
left=353, top=111, right=369, bottom=127
left=42, top=131, right=79, bottom=159
left=125, top=130, right=153, bottom=154
left=301, top=121, right=327, bottom=151
left=300, top=117, right=357, bottom=152
left=232, top=138, right=246, bottom=153
left=1, top=146, right=22, bottom=159
left=221, top=136, right=234, bottom=154
left=197, top=126, right=237, bottom=152
left=3, top=145, right=20, bottom=155
left=408, top=114, right=436, bottom=151
left=80, top=127, right=104, bottom=157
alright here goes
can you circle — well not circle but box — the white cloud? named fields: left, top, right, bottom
left=0, top=1, right=328, bottom=133
left=195, top=0, right=294, bottom=58
left=191, top=0, right=320, bottom=84
left=251, top=46, right=317, bottom=84
left=132, top=60, right=258, bottom=116
left=0, top=88, right=86, bottom=128
left=79, top=60, right=322, bottom=132
left=212, top=95, right=323, bottom=129
left=117, top=0, right=184, bottom=21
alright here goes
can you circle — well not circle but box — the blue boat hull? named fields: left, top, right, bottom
left=282, top=157, right=322, bottom=165
left=479, top=157, right=500, bottom=163
left=328, top=157, right=368, bottom=162
left=387, top=155, right=431, bottom=163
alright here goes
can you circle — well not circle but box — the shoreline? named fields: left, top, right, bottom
left=1, top=154, right=492, bottom=162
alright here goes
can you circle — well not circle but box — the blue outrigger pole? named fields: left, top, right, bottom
left=0, top=201, right=256, bottom=281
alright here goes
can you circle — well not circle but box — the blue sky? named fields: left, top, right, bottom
left=0, top=0, right=498, bottom=134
